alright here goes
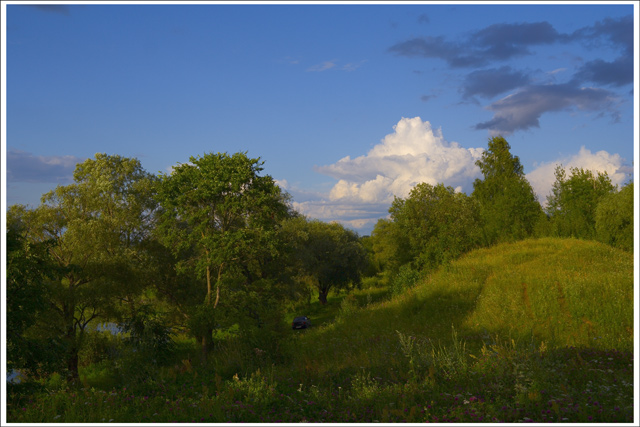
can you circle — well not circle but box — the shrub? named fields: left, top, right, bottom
left=390, top=264, right=421, bottom=296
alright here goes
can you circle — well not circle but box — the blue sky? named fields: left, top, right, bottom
left=3, top=1, right=637, bottom=235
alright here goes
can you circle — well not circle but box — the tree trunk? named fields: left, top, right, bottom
left=200, top=326, right=213, bottom=362
left=214, top=264, right=223, bottom=309
left=64, top=322, right=79, bottom=383
left=67, top=346, right=79, bottom=383
left=63, top=302, right=79, bottom=383
left=318, top=289, right=329, bottom=305
left=206, top=264, right=212, bottom=305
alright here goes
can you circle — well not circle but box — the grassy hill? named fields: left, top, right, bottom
left=288, top=238, right=633, bottom=379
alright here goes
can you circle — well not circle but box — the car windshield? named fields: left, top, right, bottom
left=293, top=317, right=307, bottom=322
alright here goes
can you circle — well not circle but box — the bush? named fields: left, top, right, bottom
left=336, top=294, right=358, bottom=321
left=79, top=329, right=123, bottom=367
left=122, top=306, right=175, bottom=366
left=390, top=264, right=421, bottom=296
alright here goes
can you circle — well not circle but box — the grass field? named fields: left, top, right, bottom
left=6, top=238, right=636, bottom=423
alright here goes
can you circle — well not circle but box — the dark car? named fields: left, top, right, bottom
left=292, top=316, right=311, bottom=329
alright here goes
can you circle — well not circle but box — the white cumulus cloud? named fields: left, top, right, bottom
left=293, top=117, right=486, bottom=233
left=316, top=117, right=484, bottom=204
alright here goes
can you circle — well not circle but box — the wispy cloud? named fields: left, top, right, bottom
left=307, top=60, right=338, bottom=72
left=390, top=16, right=631, bottom=70
left=572, top=56, right=634, bottom=87
left=417, top=13, right=430, bottom=24
left=462, top=66, right=531, bottom=99
left=389, top=21, right=570, bottom=68
left=388, top=14, right=632, bottom=137
left=342, top=60, right=367, bottom=72
left=571, top=15, right=634, bottom=56
left=7, top=149, right=83, bottom=183
left=27, top=5, right=70, bottom=15
left=306, top=59, right=366, bottom=72
left=475, top=83, right=619, bottom=135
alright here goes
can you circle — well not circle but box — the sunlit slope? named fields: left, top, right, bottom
left=291, top=238, right=634, bottom=378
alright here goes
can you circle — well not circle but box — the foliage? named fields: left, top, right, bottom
left=369, top=218, right=412, bottom=275
left=5, top=225, right=64, bottom=376
left=6, top=153, right=158, bottom=381
left=389, top=264, right=421, bottom=297
left=78, top=329, right=122, bottom=368
left=546, top=165, right=616, bottom=239
left=472, top=136, right=543, bottom=245
left=281, top=217, right=368, bottom=304
left=390, top=183, right=482, bottom=271
left=155, top=152, right=293, bottom=354
left=595, top=182, right=634, bottom=252
left=122, top=305, right=175, bottom=366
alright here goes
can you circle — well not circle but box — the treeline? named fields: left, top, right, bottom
left=366, top=136, right=633, bottom=294
left=6, top=137, right=633, bottom=385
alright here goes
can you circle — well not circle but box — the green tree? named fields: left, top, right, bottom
left=155, top=152, right=291, bottom=356
left=390, top=183, right=481, bottom=271
left=472, top=136, right=543, bottom=245
left=370, top=217, right=412, bottom=277
left=595, top=182, right=634, bottom=252
left=546, top=166, right=616, bottom=239
left=5, top=226, right=61, bottom=377
left=7, top=154, right=158, bottom=381
left=283, top=217, right=368, bottom=305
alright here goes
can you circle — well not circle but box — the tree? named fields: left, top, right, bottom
left=283, top=217, right=368, bottom=305
left=5, top=226, right=61, bottom=377
left=155, top=152, right=291, bottom=356
left=370, top=218, right=412, bottom=277
left=390, top=183, right=481, bottom=271
left=546, top=166, right=616, bottom=239
left=472, top=136, right=543, bottom=245
left=595, top=182, right=634, bottom=252
left=7, top=154, right=158, bottom=381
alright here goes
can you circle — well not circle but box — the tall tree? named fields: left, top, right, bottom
left=7, top=154, right=158, bottom=381
left=390, top=183, right=481, bottom=271
left=155, top=152, right=291, bottom=356
left=283, top=217, right=368, bottom=305
left=472, top=136, right=543, bottom=245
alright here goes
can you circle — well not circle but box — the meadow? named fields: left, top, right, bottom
left=6, top=238, right=635, bottom=423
